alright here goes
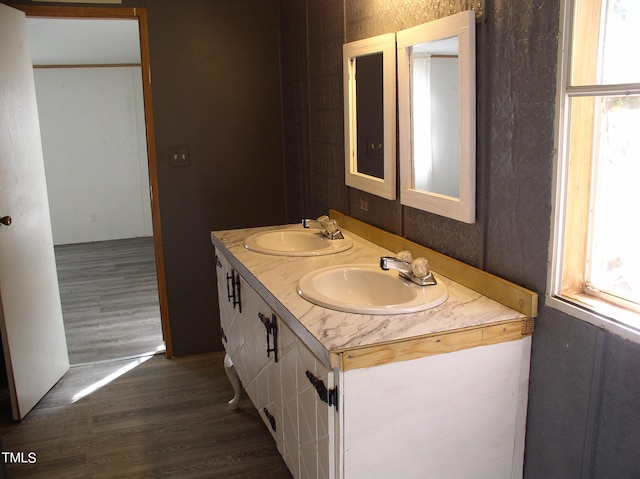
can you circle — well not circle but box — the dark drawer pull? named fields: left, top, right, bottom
left=262, top=407, right=276, bottom=432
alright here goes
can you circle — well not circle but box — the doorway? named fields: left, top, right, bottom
left=15, top=5, right=173, bottom=360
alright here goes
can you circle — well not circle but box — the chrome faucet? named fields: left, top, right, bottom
left=301, top=215, right=344, bottom=240
left=380, top=251, right=437, bottom=286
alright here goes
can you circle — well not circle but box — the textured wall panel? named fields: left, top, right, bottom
left=592, top=334, right=640, bottom=478
left=346, top=0, right=485, bottom=41
left=484, top=0, right=557, bottom=292
left=404, top=206, right=483, bottom=267
left=281, top=0, right=312, bottom=222
left=347, top=189, right=403, bottom=236
left=307, top=0, right=349, bottom=217
left=524, top=309, right=601, bottom=478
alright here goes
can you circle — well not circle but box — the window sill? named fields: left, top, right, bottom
left=547, top=292, right=640, bottom=343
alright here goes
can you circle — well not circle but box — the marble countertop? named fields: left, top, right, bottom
left=211, top=224, right=526, bottom=366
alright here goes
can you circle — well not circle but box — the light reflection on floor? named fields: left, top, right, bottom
left=70, top=345, right=166, bottom=403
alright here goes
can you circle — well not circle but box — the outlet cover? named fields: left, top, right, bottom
left=169, top=146, right=190, bottom=167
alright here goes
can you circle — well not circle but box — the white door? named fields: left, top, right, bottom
left=0, top=4, right=69, bottom=420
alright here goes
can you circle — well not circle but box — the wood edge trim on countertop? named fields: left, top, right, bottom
left=330, top=210, right=538, bottom=319
left=330, top=318, right=532, bottom=371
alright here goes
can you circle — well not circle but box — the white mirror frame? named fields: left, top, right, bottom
left=397, top=11, right=476, bottom=223
left=343, top=33, right=397, bottom=200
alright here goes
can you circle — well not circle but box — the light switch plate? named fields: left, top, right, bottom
left=169, top=146, right=190, bottom=167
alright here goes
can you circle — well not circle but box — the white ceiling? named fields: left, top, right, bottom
left=26, top=17, right=140, bottom=66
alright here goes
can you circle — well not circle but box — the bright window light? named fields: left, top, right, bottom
left=549, top=0, right=640, bottom=339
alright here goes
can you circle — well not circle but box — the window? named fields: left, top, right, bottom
left=412, top=49, right=460, bottom=196
left=550, top=0, right=640, bottom=339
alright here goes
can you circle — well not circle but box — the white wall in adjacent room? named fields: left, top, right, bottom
left=34, top=66, right=153, bottom=245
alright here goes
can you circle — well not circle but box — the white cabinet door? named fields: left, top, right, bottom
left=268, top=316, right=287, bottom=452
left=242, top=282, right=278, bottom=435
left=215, top=249, right=336, bottom=479
left=215, top=250, right=241, bottom=357
left=215, top=250, right=281, bottom=442
left=297, top=339, right=334, bottom=479
left=279, top=319, right=335, bottom=479
left=233, top=276, right=267, bottom=392
left=279, top=312, right=300, bottom=474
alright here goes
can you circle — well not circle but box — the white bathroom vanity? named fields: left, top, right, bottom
left=211, top=211, right=536, bottom=479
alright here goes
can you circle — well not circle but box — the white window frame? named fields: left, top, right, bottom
left=548, top=0, right=640, bottom=342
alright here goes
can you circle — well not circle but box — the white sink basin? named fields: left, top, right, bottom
left=297, top=264, right=448, bottom=314
left=244, top=228, right=353, bottom=256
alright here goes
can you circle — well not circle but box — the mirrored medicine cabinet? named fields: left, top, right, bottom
left=398, top=10, right=476, bottom=223
left=343, top=10, right=476, bottom=223
left=343, top=33, right=397, bottom=200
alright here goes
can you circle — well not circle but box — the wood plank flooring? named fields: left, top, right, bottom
left=0, top=352, right=293, bottom=478
left=54, top=237, right=165, bottom=365
left=0, top=237, right=292, bottom=478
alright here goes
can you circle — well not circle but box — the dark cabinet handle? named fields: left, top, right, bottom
left=258, top=312, right=278, bottom=362
left=226, top=270, right=242, bottom=312
left=0, top=216, right=12, bottom=226
left=262, top=407, right=276, bottom=432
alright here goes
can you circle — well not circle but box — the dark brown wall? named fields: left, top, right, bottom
left=280, top=1, right=640, bottom=477
left=146, top=0, right=286, bottom=355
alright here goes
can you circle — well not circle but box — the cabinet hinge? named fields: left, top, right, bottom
left=305, top=370, right=338, bottom=410
left=328, top=387, right=338, bottom=410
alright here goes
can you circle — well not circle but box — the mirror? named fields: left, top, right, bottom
left=397, top=11, right=476, bottom=223
left=343, top=33, right=396, bottom=200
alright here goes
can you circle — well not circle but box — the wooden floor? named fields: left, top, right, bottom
left=0, top=238, right=292, bottom=478
left=54, top=237, right=165, bottom=365
left=0, top=352, right=292, bottom=478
